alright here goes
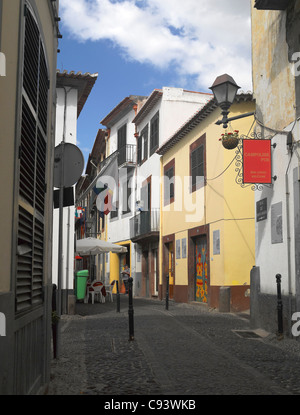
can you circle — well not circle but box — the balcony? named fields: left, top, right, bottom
left=130, top=209, right=160, bottom=243
left=254, top=0, right=288, bottom=10
left=118, top=144, right=136, bottom=168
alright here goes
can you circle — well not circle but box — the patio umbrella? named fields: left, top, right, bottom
left=75, top=237, right=127, bottom=255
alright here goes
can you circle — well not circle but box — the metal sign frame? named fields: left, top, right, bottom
left=234, top=130, right=276, bottom=191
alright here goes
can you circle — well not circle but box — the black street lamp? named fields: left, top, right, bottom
left=209, top=74, right=240, bottom=129
left=209, top=74, right=254, bottom=129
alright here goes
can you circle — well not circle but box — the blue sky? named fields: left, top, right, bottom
left=57, top=0, right=252, bottom=163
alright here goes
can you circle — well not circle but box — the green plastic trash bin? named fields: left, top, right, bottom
left=76, top=270, right=88, bottom=300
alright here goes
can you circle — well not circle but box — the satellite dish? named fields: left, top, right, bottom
left=53, top=143, right=84, bottom=188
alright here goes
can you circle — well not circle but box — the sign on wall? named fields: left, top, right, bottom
left=176, top=240, right=181, bottom=259
left=256, top=198, right=268, bottom=222
left=271, top=202, right=283, bottom=244
left=213, top=230, right=220, bottom=255
left=181, top=238, right=187, bottom=258
left=243, top=139, right=272, bottom=184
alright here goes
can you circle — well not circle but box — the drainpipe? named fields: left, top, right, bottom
left=133, top=103, right=138, bottom=217
left=56, top=86, right=72, bottom=357
left=285, top=150, right=293, bottom=335
left=65, top=206, right=70, bottom=313
left=132, top=104, right=139, bottom=295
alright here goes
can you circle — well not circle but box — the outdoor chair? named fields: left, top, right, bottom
left=84, top=281, right=92, bottom=304
left=105, top=280, right=116, bottom=302
left=92, top=281, right=106, bottom=303
left=85, top=281, right=106, bottom=304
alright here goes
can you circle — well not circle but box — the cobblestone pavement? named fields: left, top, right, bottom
left=47, top=295, right=300, bottom=396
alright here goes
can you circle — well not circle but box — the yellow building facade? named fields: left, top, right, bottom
left=157, top=95, right=256, bottom=311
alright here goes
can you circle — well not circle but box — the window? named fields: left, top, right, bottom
left=16, top=5, right=49, bottom=314
left=190, top=134, right=206, bottom=193
left=254, top=0, right=288, bottom=10
left=141, top=177, right=151, bottom=211
left=110, top=203, right=118, bottom=219
left=137, top=125, right=148, bottom=165
left=164, top=159, right=175, bottom=206
left=150, top=111, right=159, bottom=155
left=122, top=174, right=133, bottom=215
left=117, top=124, right=127, bottom=165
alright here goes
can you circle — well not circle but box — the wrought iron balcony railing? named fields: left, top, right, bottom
left=130, top=209, right=160, bottom=242
left=118, top=144, right=136, bottom=167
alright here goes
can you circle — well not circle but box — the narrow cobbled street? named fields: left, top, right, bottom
left=47, top=295, right=300, bottom=398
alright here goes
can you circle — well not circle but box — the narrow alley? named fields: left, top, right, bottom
left=47, top=295, right=300, bottom=398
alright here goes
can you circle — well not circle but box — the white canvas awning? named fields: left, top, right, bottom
left=75, top=237, right=127, bottom=255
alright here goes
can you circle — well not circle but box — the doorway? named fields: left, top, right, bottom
left=143, top=251, right=150, bottom=297
left=167, top=242, right=174, bottom=300
left=163, top=235, right=175, bottom=301
left=153, top=249, right=158, bottom=296
left=194, top=235, right=208, bottom=303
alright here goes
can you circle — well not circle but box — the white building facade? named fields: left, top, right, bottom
left=100, top=96, right=148, bottom=292
left=250, top=1, right=300, bottom=337
left=131, top=87, right=212, bottom=297
left=53, top=71, right=98, bottom=313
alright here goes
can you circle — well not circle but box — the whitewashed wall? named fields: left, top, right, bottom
left=255, top=120, right=300, bottom=298
left=136, top=87, right=212, bottom=211
left=52, top=87, right=78, bottom=292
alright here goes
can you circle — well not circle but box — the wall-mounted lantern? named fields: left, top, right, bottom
left=209, top=74, right=255, bottom=129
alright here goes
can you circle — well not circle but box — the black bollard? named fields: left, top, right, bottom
left=128, top=277, right=134, bottom=341
left=276, top=274, right=283, bottom=337
left=116, top=280, right=120, bottom=313
left=166, top=274, right=169, bottom=311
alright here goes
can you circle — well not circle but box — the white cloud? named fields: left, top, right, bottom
left=59, top=0, right=252, bottom=91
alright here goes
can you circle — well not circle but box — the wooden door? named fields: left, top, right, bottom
left=195, top=236, right=208, bottom=303
left=168, top=242, right=174, bottom=299
left=144, top=251, right=149, bottom=297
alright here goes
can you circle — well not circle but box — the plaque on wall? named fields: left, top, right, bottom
left=176, top=239, right=181, bottom=259
left=136, top=246, right=141, bottom=263
left=213, top=230, right=220, bottom=255
left=181, top=238, right=187, bottom=258
left=271, top=202, right=283, bottom=244
left=256, top=198, right=267, bottom=222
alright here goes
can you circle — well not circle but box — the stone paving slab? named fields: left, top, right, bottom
left=47, top=296, right=300, bottom=396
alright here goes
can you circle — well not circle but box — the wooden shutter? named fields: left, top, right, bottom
left=118, top=124, right=126, bottom=149
left=16, top=207, right=34, bottom=312
left=117, top=124, right=127, bottom=165
left=150, top=112, right=159, bottom=155
left=191, top=145, right=204, bottom=187
left=164, top=159, right=175, bottom=205
left=122, top=177, right=132, bottom=215
left=142, top=125, right=148, bottom=161
left=137, top=135, right=142, bottom=164
left=16, top=6, right=48, bottom=314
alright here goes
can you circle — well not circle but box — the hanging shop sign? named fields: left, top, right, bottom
left=243, top=139, right=272, bottom=184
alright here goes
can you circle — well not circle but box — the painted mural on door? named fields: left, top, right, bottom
left=195, top=236, right=208, bottom=303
